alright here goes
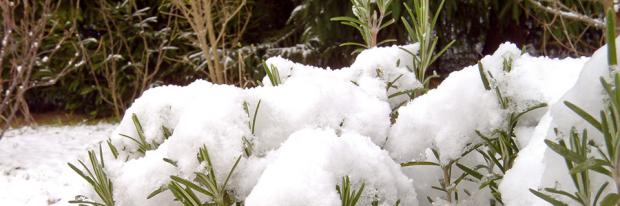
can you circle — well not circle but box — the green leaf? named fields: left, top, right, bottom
left=513, top=103, right=547, bottom=123
left=569, top=158, right=611, bottom=176
left=544, top=139, right=585, bottom=163
left=456, top=163, right=482, bottom=180
left=593, top=182, right=609, bottom=206
left=478, top=62, right=491, bottom=90
left=601, top=193, right=620, bottom=206
left=529, top=189, right=568, bottom=206
left=146, top=185, right=168, bottom=199
left=251, top=100, right=261, bottom=135
left=170, top=175, right=214, bottom=197
left=106, top=139, right=119, bottom=159
left=330, top=16, right=364, bottom=25
left=564, top=101, right=602, bottom=132
left=606, top=8, right=617, bottom=66
left=163, top=158, right=178, bottom=167
left=400, top=161, right=440, bottom=167
left=339, top=42, right=369, bottom=48
left=543, top=188, right=580, bottom=203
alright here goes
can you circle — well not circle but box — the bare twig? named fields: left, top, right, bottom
left=527, top=0, right=605, bottom=29
left=0, top=0, right=78, bottom=138
left=170, top=0, right=249, bottom=84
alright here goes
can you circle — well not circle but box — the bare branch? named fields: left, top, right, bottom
left=527, top=0, right=605, bottom=29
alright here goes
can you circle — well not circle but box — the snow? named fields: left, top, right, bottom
left=500, top=37, right=620, bottom=206
left=265, top=44, right=422, bottom=109
left=387, top=42, right=588, bottom=205
left=0, top=123, right=117, bottom=206
left=0, top=39, right=606, bottom=206
left=95, top=44, right=421, bottom=205
left=245, top=129, right=416, bottom=206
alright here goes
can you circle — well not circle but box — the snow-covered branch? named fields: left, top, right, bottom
left=527, top=0, right=605, bottom=29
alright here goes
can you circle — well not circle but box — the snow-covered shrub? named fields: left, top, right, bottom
left=69, top=39, right=599, bottom=205
left=500, top=30, right=620, bottom=205
left=500, top=38, right=620, bottom=205
left=69, top=36, right=609, bottom=206
left=387, top=42, right=588, bottom=205
left=265, top=44, right=421, bottom=110
left=244, top=129, right=416, bottom=206
left=69, top=44, right=421, bottom=206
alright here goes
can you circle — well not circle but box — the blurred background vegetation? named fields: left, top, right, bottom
left=0, top=0, right=611, bottom=126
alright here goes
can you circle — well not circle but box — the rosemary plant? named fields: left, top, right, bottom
left=331, top=0, right=396, bottom=53
left=119, top=113, right=171, bottom=155
left=529, top=8, right=620, bottom=206
left=262, top=62, right=281, bottom=86
left=68, top=144, right=115, bottom=206
left=467, top=60, right=547, bottom=204
left=401, top=146, right=481, bottom=204
left=401, top=0, right=454, bottom=90
left=148, top=145, right=242, bottom=206
left=337, top=176, right=366, bottom=206
left=242, top=99, right=262, bottom=157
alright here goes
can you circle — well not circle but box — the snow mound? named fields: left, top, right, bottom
left=265, top=44, right=422, bottom=108
left=500, top=37, right=620, bottom=206
left=386, top=42, right=588, bottom=204
left=245, top=129, right=416, bottom=206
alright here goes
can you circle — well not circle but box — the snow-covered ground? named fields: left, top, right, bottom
left=0, top=124, right=117, bottom=206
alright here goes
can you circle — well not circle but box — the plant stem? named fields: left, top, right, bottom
left=442, top=163, right=453, bottom=203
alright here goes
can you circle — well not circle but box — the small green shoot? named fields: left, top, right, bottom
left=119, top=114, right=153, bottom=154
left=149, top=145, right=242, bottom=206
left=68, top=144, right=115, bottom=206
left=401, top=146, right=481, bottom=203
left=401, top=0, right=454, bottom=90
left=337, top=176, right=366, bottom=206
left=106, top=139, right=119, bottom=159
left=242, top=99, right=261, bottom=156
left=478, top=62, right=491, bottom=91
left=331, top=0, right=396, bottom=53
left=262, top=61, right=281, bottom=86
left=118, top=113, right=170, bottom=155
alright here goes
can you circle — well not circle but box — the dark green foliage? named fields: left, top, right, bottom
left=25, top=0, right=200, bottom=118
left=11, top=0, right=611, bottom=120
